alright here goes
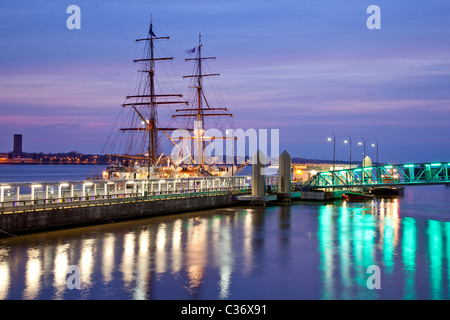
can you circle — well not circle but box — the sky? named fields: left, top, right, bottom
left=1, top=0, right=450, bottom=164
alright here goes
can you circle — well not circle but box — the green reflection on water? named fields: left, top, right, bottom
left=318, top=205, right=335, bottom=299
left=338, top=205, right=352, bottom=297
left=428, top=220, right=443, bottom=300
left=319, top=204, right=379, bottom=299
left=402, top=217, right=416, bottom=300
left=318, top=198, right=450, bottom=300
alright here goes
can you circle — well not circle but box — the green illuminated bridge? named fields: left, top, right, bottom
left=305, top=162, right=450, bottom=189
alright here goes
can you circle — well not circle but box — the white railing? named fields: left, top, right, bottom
left=0, top=176, right=253, bottom=214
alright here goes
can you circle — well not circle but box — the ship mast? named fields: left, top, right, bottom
left=173, top=34, right=232, bottom=168
left=120, top=18, right=188, bottom=176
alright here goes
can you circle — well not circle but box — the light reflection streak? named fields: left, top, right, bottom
left=428, top=220, right=443, bottom=300
left=242, top=211, right=254, bottom=276
left=318, top=205, right=335, bottom=299
left=102, top=233, right=115, bottom=284
left=0, top=248, right=10, bottom=300
left=338, top=205, right=352, bottom=297
left=79, top=239, right=95, bottom=290
left=351, top=209, right=364, bottom=297
left=171, top=220, right=182, bottom=274
left=121, top=232, right=136, bottom=286
left=134, top=229, right=150, bottom=300
left=217, top=217, right=233, bottom=300
left=186, top=218, right=207, bottom=293
left=402, top=217, right=416, bottom=300
left=53, top=244, right=69, bottom=299
left=23, top=248, right=41, bottom=300
left=155, top=224, right=167, bottom=274
left=445, top=222, right=450, bottom=298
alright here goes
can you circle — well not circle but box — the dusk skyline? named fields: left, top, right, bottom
left=1, top=0, right=450, bottom=164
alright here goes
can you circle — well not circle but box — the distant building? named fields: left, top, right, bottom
left=12, top=134, right=24, bottom=158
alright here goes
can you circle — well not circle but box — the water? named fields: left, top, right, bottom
left=0, top=164, right=104, bottom=183
left=1, top=165, right=450, bottom=300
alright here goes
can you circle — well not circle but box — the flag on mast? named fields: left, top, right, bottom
left=186, top=47, right=196, bottom=54
left=149, top=25, right=156, bottom=37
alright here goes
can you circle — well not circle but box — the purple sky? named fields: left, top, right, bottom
left=1, top=0, right=450, bottom=164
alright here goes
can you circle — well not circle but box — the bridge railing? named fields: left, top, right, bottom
left=306, top=162, right=450, bottom=189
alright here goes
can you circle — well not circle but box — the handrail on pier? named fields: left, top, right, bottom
left=0, top=174, right=261, bottom=214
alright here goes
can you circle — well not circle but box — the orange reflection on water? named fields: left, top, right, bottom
left=102, top=233, right=115, bottom=284
left=0, top=248, right=10, bottom=300
left=186, top=218, right=207, bottom=293
left=53, top=244, right=69, bottom=299
left=171, top=219, right=183, bottom=274
left=24, top=248, right=41, bottom=300
left=121, top=232, right=136, bottom=285
left=155, top=224, right=167, bottom=274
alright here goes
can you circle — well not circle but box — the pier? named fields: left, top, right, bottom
left=3, top=157, right=449, bottom=235
left=0, top=175, right=278, bottom=234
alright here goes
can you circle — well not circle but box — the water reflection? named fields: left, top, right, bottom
left=1, top=189, right=450, bottom=299
left=318, top=197, right=450, bottom=300
left=402, top=218, right=416, bottom=300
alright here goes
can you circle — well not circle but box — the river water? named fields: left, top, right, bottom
left=1, top=165, right=450, bottom=300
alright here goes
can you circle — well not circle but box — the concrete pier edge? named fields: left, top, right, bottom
left=0, top=193, right=239, bottom=237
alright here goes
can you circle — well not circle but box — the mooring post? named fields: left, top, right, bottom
left=279, top=150, right=291, bottom=194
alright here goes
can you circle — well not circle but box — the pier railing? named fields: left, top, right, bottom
left=0, top=176, right=254, bottom=214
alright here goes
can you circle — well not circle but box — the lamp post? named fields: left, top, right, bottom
left=328, top=132, right=335, bottom=171
left=371, top=140, right=378, bottom=166
left=344, top=136, right=352, bottom=169
left=358, top=139, right=366, bottom=163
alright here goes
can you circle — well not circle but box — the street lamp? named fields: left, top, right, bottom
left=344, top=136, right=352, bottom=169
left=328, top=132, right=335, bottom=171
left=358, top=138, right=366, bottom=165
left=371, top=140, right=378, bottom=166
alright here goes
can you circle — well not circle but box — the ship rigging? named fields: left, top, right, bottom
left=98, top=19, right=243, bottom=180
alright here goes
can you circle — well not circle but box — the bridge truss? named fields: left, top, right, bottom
left=306, top=162, right=450, bottom=189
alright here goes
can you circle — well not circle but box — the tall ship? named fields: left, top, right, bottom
left=98, top=19, right=243, bottom=180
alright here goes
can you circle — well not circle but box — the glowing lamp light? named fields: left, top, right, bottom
left=430, top=163, right=442, bottom=167
left=296, top=169, right=302, bottom=174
